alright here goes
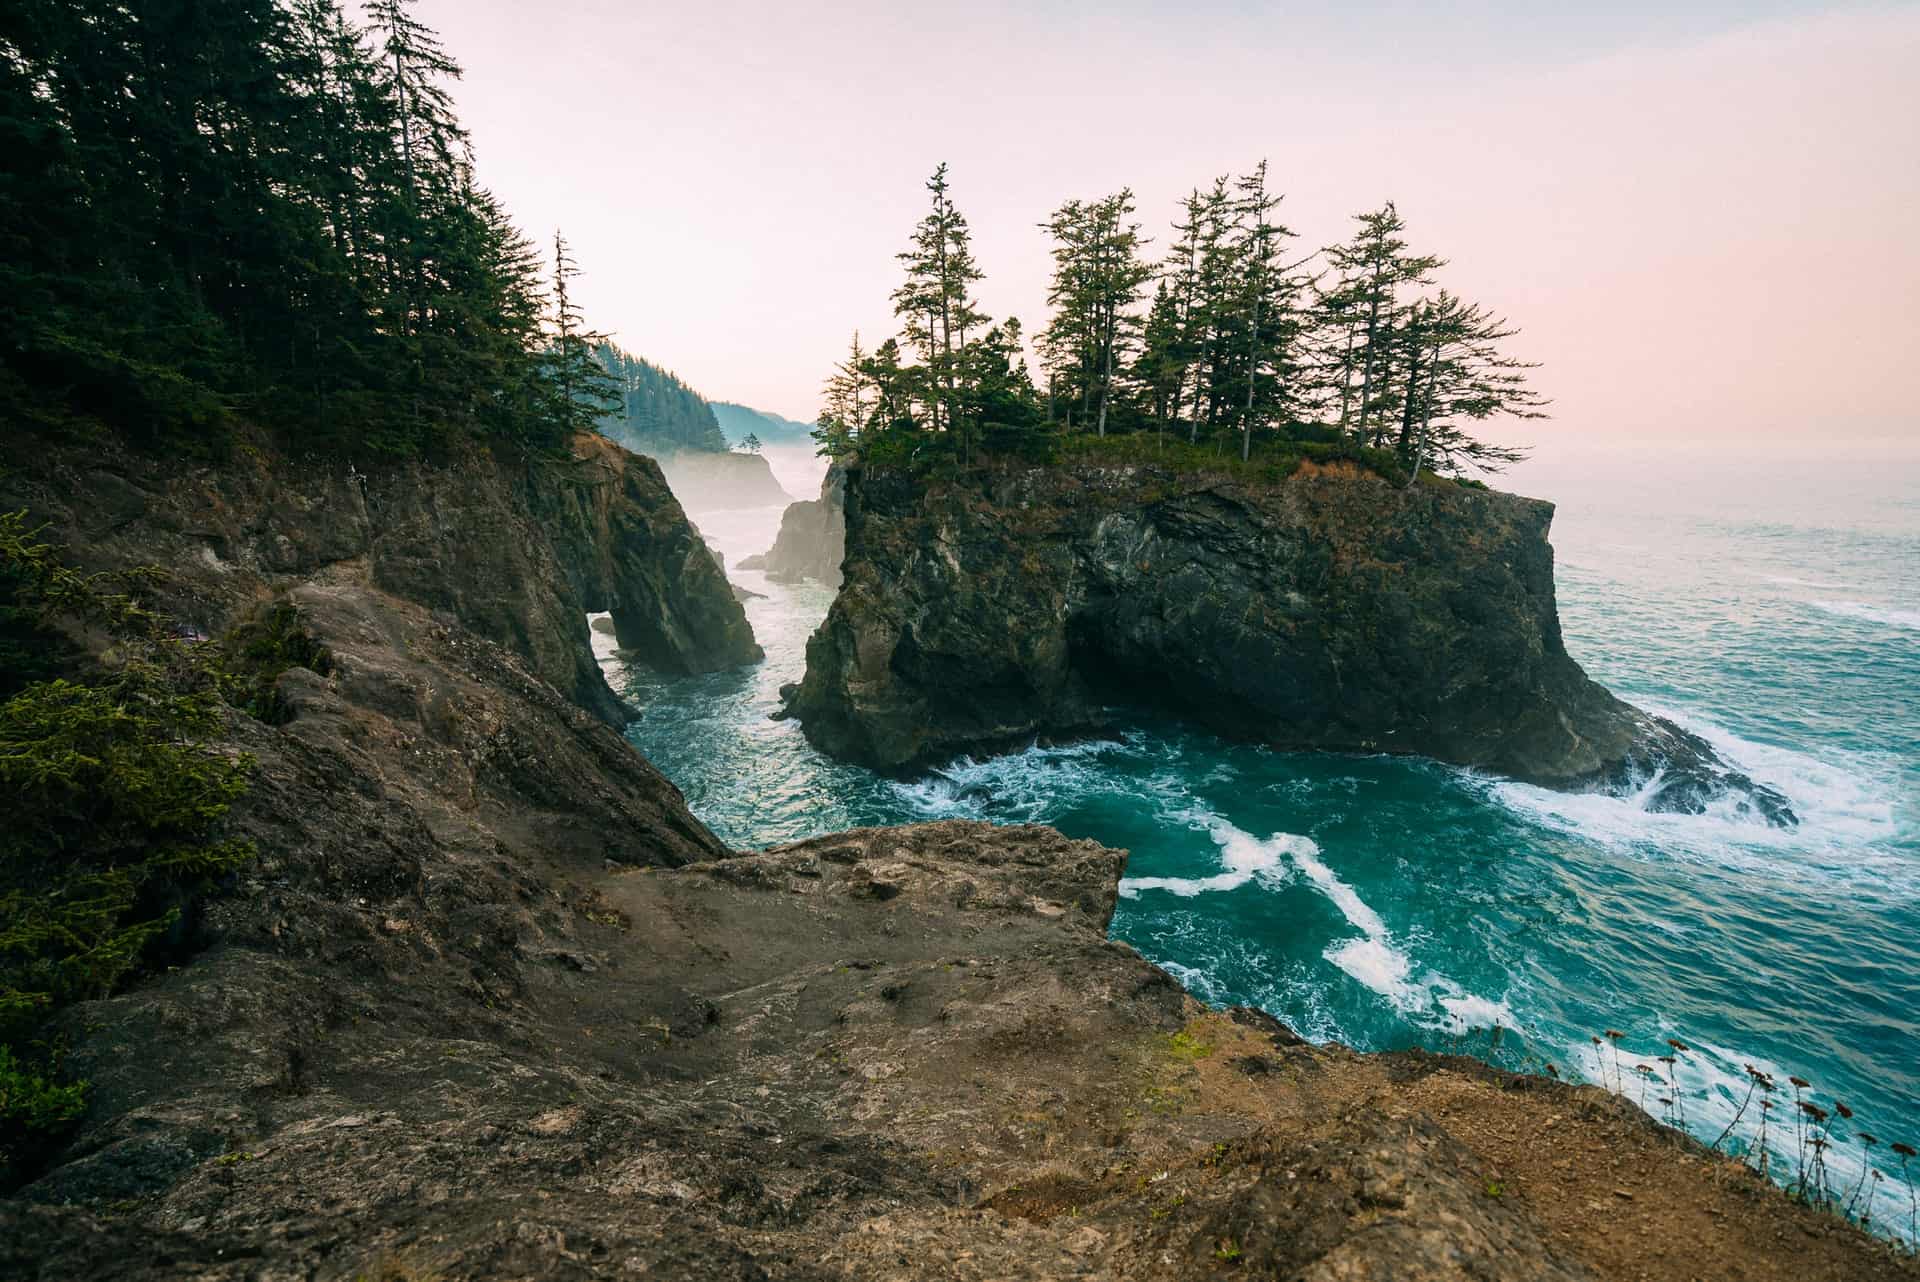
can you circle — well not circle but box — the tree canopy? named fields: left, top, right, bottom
left=816, top=165, right=1546, bottom=481
left=0, top=0, right=618, bottom=459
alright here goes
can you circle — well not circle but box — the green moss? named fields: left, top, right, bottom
left=1053, top=431, right=1409, bottom=487
left=1165, top=1030, right=1216, bottom=1062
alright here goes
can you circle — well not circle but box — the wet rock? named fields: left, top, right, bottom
left=784, top=461, right=1792, bottom=822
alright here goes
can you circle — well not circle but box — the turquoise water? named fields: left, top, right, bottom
left=612, top=444, right=1920, bottom=1234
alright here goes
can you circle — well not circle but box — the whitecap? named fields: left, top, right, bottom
left=1126, top=819, right=1514, bottom=1036
left=1119, top=821, right=1296, bottom=899
left=1809, top=599, right=1920, bottom=632
left=889, top=736, right=1150, bottom=822
left=1325, top=936, right=1423, bottom=1010
left=1483, top=705, right=1909, bottom=886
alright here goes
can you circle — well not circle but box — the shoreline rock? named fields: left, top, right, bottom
left=0, top=435, right=1893, bottom=1280
left=783, top=460, right=1792, bottom=823
left=740, top=463, right=847, bottom=586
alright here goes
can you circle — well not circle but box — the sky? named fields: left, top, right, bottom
left=415, top=0, right=1920, bottom=451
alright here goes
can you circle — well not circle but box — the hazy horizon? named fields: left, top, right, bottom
left=418, top=1, right=1919, bottom=452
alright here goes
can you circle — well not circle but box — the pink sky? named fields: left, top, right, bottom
left=418, top=1, right=1918, bottom=450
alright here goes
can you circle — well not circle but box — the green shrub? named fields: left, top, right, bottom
left=215, top=601, right=333, bottom=723
left=0, top=512, right=254, bottom=1180
left=0, top=1046, right=87, bottom=1137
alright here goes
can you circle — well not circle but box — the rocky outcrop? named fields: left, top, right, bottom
left=785, top=461, right=1790, bottom=821
left=533, top=434, right=762, bottom=672
left=653, top=446, right=793, bottom=510
left=739, top=462, right=847, bottom=586
left=0, top=429, right=758, bottom=724
left=2, top=437, right=1895, bottom=1281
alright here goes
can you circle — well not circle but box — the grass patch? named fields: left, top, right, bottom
left=1165, top=1029, right=1217, bottom=1063
left=1055, top=431, right=1411, bottom=488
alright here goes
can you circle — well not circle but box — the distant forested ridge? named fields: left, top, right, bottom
left=0, top=0, right=616, bottom=458
left=711, top=402, right=817, bottom=449
left=594, top=343, right=726, bottom=454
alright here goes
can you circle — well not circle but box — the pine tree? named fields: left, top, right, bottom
left=540, top=231, right=619, bottom=442
left=1319, top=203, right=1443, bottom=446
left=1399, top=291, right=1546, bottom=479
left=892, top=163, right=987, bottom=451
left=1038, top=190, right=1152, bottom=438
left=815, top=331, right=870, bottom=459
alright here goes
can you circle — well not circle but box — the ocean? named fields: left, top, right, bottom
left=608, top=441, right=1920, bottom=1233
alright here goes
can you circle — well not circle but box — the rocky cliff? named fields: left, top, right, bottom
left=784, top=461, right=1789, bottom=821
left=653, top=446, right=793, bottom=510
left=2, top=435, right=1899, bottom=1281
left=739, top=462, right=847, bottom=586
left=0, top=430, right=759, bottom=725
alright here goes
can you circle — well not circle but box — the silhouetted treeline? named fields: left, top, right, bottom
left=817, top=166, right=1546, bottom=479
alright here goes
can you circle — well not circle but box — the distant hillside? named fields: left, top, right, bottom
left=594, top=342, right=727, bottom=454
left=711, top=401, right=818, bottom=448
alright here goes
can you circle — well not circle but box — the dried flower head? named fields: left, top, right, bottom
left=1892, top=1142, right=1918, bottom=1159
left=1665, top=1038, right=1690, bottom=1052
left=1789, top=1075, right=1811, bottom=1090
left=1834, top=1102, right=1853, bottom=1120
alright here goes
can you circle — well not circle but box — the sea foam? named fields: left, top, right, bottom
left=1485, top=705, right=1908, bottom=886
left=1123, top=819, right=1513, bottom=1033
left=1809, top=599, right=1920, bottom=632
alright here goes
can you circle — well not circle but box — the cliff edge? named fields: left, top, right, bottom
left=2, top=437, right=1900, bottom=1281
left=784, top=460, right=1789, bottom=821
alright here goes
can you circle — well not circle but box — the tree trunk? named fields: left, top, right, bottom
left=1242, top=283, right=1261, bottom=463
left=1095, top=303, right=1114, bottom=439
left=1406, top=340, right=1442, bottom=487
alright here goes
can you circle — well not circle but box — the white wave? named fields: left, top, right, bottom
left=1288, top=839, right=1389, bottom=938
left=1810, top=599, right=1920, bottom=632
left=1436, top=992, right=1517, bottom=1032
left=1126, top=820, right=1513, bottom=1034
left=1119, top=821, right=1298, bottom=898
left=1484, top=706, right=1908, bottom=884
left=1325, top=936, right=1423, bottom=1010
left=889, top=737, right=1154, bottom=822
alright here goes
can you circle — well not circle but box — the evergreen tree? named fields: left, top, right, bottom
left=1399, top=291, right=1545, bottom=479
left=541, top=232, right=619, bottom=439
left=1318, top=203, right=1443, bottom=446
left=815, top=331, right=870, bottom=460
left=0, top=0, right=599, bottom=461
left=593, top=343, right=727, bottom=454
left=1038, top=190, right=1152, bottom=438
left=892, top=163, right=987, bottom=451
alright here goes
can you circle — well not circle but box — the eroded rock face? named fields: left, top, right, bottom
left=535, top=434, right=763, bottom=674
left=740, top=463, right=847, bottom=587
left=0, top=429, right=759, bottom=723
left=784, top=461, right=1789, bottom=822
left=0, top=440, right=1893, bottom=1280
